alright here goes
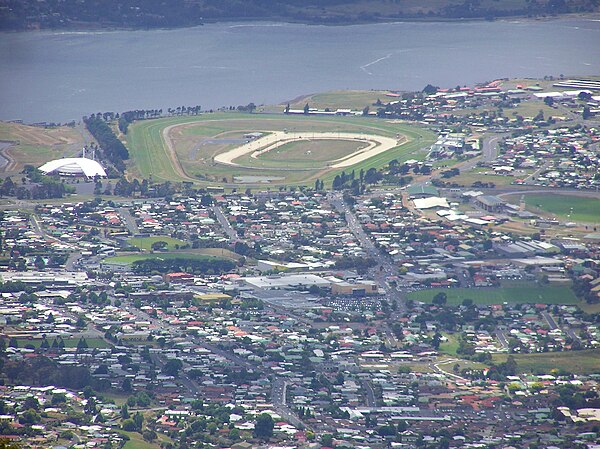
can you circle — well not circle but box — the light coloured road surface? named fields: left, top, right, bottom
left=212, top=205, right=240, bottom=242
left=117, top=207, right=139, bottom=235
left=457, top=132, right=507, bottom=173
left=495, top=330, right=510, bottom=349
left=214, top=131, right=402, bottom=168
left=541, top=311, right=559, bottom=330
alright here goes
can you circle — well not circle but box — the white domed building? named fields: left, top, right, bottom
left=39, top=157, right=107, bottom=179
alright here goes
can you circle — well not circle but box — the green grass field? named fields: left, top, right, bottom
left=520, top=194, right=600, bottom=223
left=493, top=349, right=600, bottom=375
left=287, top=90, right=392, bottom=110
left=439, top=333, right=460, bottom=356
left=125, top=112, right=435, bottom=187
left=121, top=431, right=164, bottom=449
left=105, top=252, right=222, bottom=265
left=408, top=285, right=578, bottom=306
left=452, top=167, right=527, bottom=187
left=127, top=236, right=187, bottom=251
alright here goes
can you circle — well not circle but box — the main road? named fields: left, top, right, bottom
left=329, top=192, right=406, bottom=314
left=212, top=205, right=240, bottom=242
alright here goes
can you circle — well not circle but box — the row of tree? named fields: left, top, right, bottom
left=118, top=105, right=202, bottom=133
left=83, top=115, right=129, bottom=173
left=131, top=257, right=236, bottom=275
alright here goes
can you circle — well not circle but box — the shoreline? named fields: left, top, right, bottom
left=1, top=12, right=599, bottom=33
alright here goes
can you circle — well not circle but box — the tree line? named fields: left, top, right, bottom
left=83, top=115, right=129, bottom=173
left=132, top=257, right=236, bottom=275
left=0, top=166, right=75, bottom=200
left=118, top=105, right=201, bottom=134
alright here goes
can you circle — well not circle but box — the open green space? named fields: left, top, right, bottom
left=121, top=431, right=164, bottom=449
left=452, top=167, right=527, bottom=187
left=105, top=252, right=223, bottom=265
left=519, top=194, right=600, bottom=223
left=125, top=112, right=435, bottom=187
left=493, top=349, right=600, bottom=375
left=439, top=333, right=460, bottom=356
left=408, top=285, right=578, bottom=306
left=127, top=236, right=187, bottom=251
left=287, top=90, right=391, bottom=110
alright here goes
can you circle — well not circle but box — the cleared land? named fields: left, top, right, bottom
left=493, top=349, right=600, bottom=375
left=520, top=193, right=600, bottom=223
left=0, top=122, right=86, bottom=173
left=408, top=285, right=579, bottom=306
left=125, top=113, right=435, bottom=187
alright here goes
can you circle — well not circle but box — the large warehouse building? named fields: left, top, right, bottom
left=39, top=157, right=107, bottom=178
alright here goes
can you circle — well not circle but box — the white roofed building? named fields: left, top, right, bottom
left=39, top=157, right=107, bottom=178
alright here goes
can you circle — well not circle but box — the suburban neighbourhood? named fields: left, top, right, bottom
left=0, top=76, right=599, bottom=449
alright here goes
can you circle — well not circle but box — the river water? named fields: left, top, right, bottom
left=1, top=18, right=598, bottom=123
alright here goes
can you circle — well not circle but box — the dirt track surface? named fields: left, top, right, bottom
left=214, top=131, right=401, bottom=168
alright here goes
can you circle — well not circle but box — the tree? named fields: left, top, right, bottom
left=543, top=96, right=554, bottom=106
left=76, top=337, right=88, bottom=350
left=121, top=419, right=136, bottom=431
left=151, top=240, right=168, bottom=251
left=122, top=378, right=132, bottom=393
left=19, top=408, right=41, bottom=425
left=34, top=255, right=46, bottom=270
left=462, top=298, right=474, bottom=307
left=143, top=430, right=157, bottom=442
left=254, top=413, right=274, bottom=440
left=22, top=396, right=39, bottom=411
left=51, top=393, right=67, bottom=405
left=121, top=404, right=130, bottom=419
left=133, top=411, right=144, bottom=431
left=303, top=103, right=310, bottom=115
left=321, top=434, right=334, bottom=446
left=432, top=292, right=447, bottom=305
left=422, top=84, right=438, bottom=95
left=162, top=359, right=183, bottom=377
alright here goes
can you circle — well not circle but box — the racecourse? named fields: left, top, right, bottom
left=125, top=112, right=436, bottom=186
left=214, top=131, right=401, bottom=169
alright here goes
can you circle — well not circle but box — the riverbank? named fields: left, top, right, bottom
left=1, top=2, right=599, bottom=32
